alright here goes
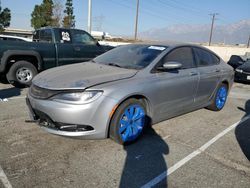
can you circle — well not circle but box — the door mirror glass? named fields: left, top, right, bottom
left=158, top=61, right=182, bottom=71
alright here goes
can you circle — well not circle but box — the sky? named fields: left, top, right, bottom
left=1, top=0, right=250, bottom=36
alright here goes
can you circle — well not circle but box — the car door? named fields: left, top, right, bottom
left=193, top=47, right=221, bottom=105
left=151, top=47, right=199, bottom=122
left=71, top=29, right=105, bottom=61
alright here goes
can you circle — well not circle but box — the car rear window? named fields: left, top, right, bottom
left=39, top=29, right=53, bottom=43
left=194, top=47, right=220, bottom=66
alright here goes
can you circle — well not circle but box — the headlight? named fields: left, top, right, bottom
left=235, top=69, right=243, bottom=73
left=51, top=91, right=103, bottom=104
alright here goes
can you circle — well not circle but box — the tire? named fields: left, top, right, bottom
left=6, top=61, right=38, bottom=88
left=109, top=98, right=148, bottom=145
left=207, top=83, right=228, bottom=111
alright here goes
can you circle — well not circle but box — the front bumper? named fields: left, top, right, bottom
left=235, top=71, right=250, bottom=83
left=26, top=92, right=119, bottom=139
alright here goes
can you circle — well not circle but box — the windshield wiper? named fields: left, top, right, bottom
left=107, top=63, right=121, bottom=68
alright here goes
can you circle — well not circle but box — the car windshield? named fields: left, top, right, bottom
left=94, top=44, right=167, bottom=69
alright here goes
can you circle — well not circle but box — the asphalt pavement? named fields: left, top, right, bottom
left=0, top=82, right=249, bottom=188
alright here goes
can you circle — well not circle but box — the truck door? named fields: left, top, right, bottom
left=34, top=29, right=57, bottom=70
left=56, top=29, right=78, bottom=66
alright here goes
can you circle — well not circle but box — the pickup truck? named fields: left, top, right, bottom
left=0, top=27, right=113, bottom=87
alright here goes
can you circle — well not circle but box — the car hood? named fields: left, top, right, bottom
left=32, top=62, right=138, bottom=90
left=238, top=61, right=250, bottom=72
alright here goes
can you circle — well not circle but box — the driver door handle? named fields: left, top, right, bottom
left=215, top=69, right=221, bottom=73
left=189, top=72, right=198, bottom=76
left=74, top=47, right=81, bottom=51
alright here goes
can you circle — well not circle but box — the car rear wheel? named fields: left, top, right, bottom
left=7, top=61, right=38, bottom=88
left=109, top=98, right=147, bottom=145
left=207, top=83, right=228, bottom=111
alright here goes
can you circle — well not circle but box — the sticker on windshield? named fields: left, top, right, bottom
left=148, top=46, right=166, bottom=51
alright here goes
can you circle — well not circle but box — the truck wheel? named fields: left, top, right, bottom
left=6, top=61, right=38, bottom=88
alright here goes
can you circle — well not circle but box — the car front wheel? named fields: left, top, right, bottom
left=109, top=98, right=147, bottom=145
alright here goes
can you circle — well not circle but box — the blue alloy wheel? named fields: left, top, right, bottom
left=215, top=86, right=227, bottom=109
left=119, top=104, right=145, bottom=142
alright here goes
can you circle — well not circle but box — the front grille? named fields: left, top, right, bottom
left=30, top=84, right=61, bottom=99
left=242, top=71, right=250, bottom=75
left=34, top=109, right=94, bottom=132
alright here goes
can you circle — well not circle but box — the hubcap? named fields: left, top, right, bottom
left=119, top=104, right=145, bottom=142
left=215, top=86, right=227, bottom=109
left=16, top=68, right=33, bottom=83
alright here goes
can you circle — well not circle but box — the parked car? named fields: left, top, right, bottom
left=0, top=34, right=32, bottom=42
left=235, top=60, right=250, bottom=83
left=0, top=27, right=113, bottom=87
left=227, top=52, right=250, bottom=69
left=26, top=43, right=234, bottom=144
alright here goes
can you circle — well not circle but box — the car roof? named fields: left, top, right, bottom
left=131, top=41, right=204, bottom=48
left=130, top=41, right=220, bottom=58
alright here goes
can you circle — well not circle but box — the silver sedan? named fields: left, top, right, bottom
left=26, top=43, right=234, bottom=144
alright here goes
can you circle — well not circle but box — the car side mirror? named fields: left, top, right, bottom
left=157, top=61, right=182, bottom=71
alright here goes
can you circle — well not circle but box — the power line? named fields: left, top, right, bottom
left=147, top=0, right=205, bottom=24
left=106, top=0, right=190, bottom=24
left=158, top=0, right=209, bottom=19
left=208, top=13, right=219, bottom=46
left=168, top=0, right=209, bottom=15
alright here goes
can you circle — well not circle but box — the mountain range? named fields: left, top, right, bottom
left=139, top=20, right=250, bottom=45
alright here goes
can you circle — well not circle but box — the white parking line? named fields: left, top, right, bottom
left=0, top=165, right=12, bottom=188
left=141, top=117, right=249, bottom=188
left=8, top=96, right=26, bottom=100
left=0, top=96, right=26, bottom=102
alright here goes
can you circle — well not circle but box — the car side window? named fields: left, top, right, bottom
left=194, top=48, right=219, bottom=66
left=39, top=29, right=53, bottom=43
left=162, top=47, right=195, bottom=69
left=71, top=30, right=96, bottom=45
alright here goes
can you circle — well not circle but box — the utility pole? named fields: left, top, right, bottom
left=208, top=13, right=218, bottom=46
left=134, top=0, right=140, bottom=41
left=87, top=0, right=92, bottom=34
left=247, top=35, right=250, bottom=48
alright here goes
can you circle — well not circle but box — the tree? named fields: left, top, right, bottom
left=63, top=0, right=75, bottom=28
left=51, top=0, right=64, bottom=27
left=0, top=5, right=11, bottom=32
left=31, top=0, right=54, bottom=29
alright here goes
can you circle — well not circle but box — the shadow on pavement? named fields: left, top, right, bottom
left=0, top=87, right=22, bottom=99
left=235, top=100, right=250, bottom=161
left=234, top=79, right=250, bottom=85
left=120, top=126, right=169, bottom=188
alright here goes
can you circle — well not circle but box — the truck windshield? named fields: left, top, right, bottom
left=94, top=44, right=167, bottom=70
